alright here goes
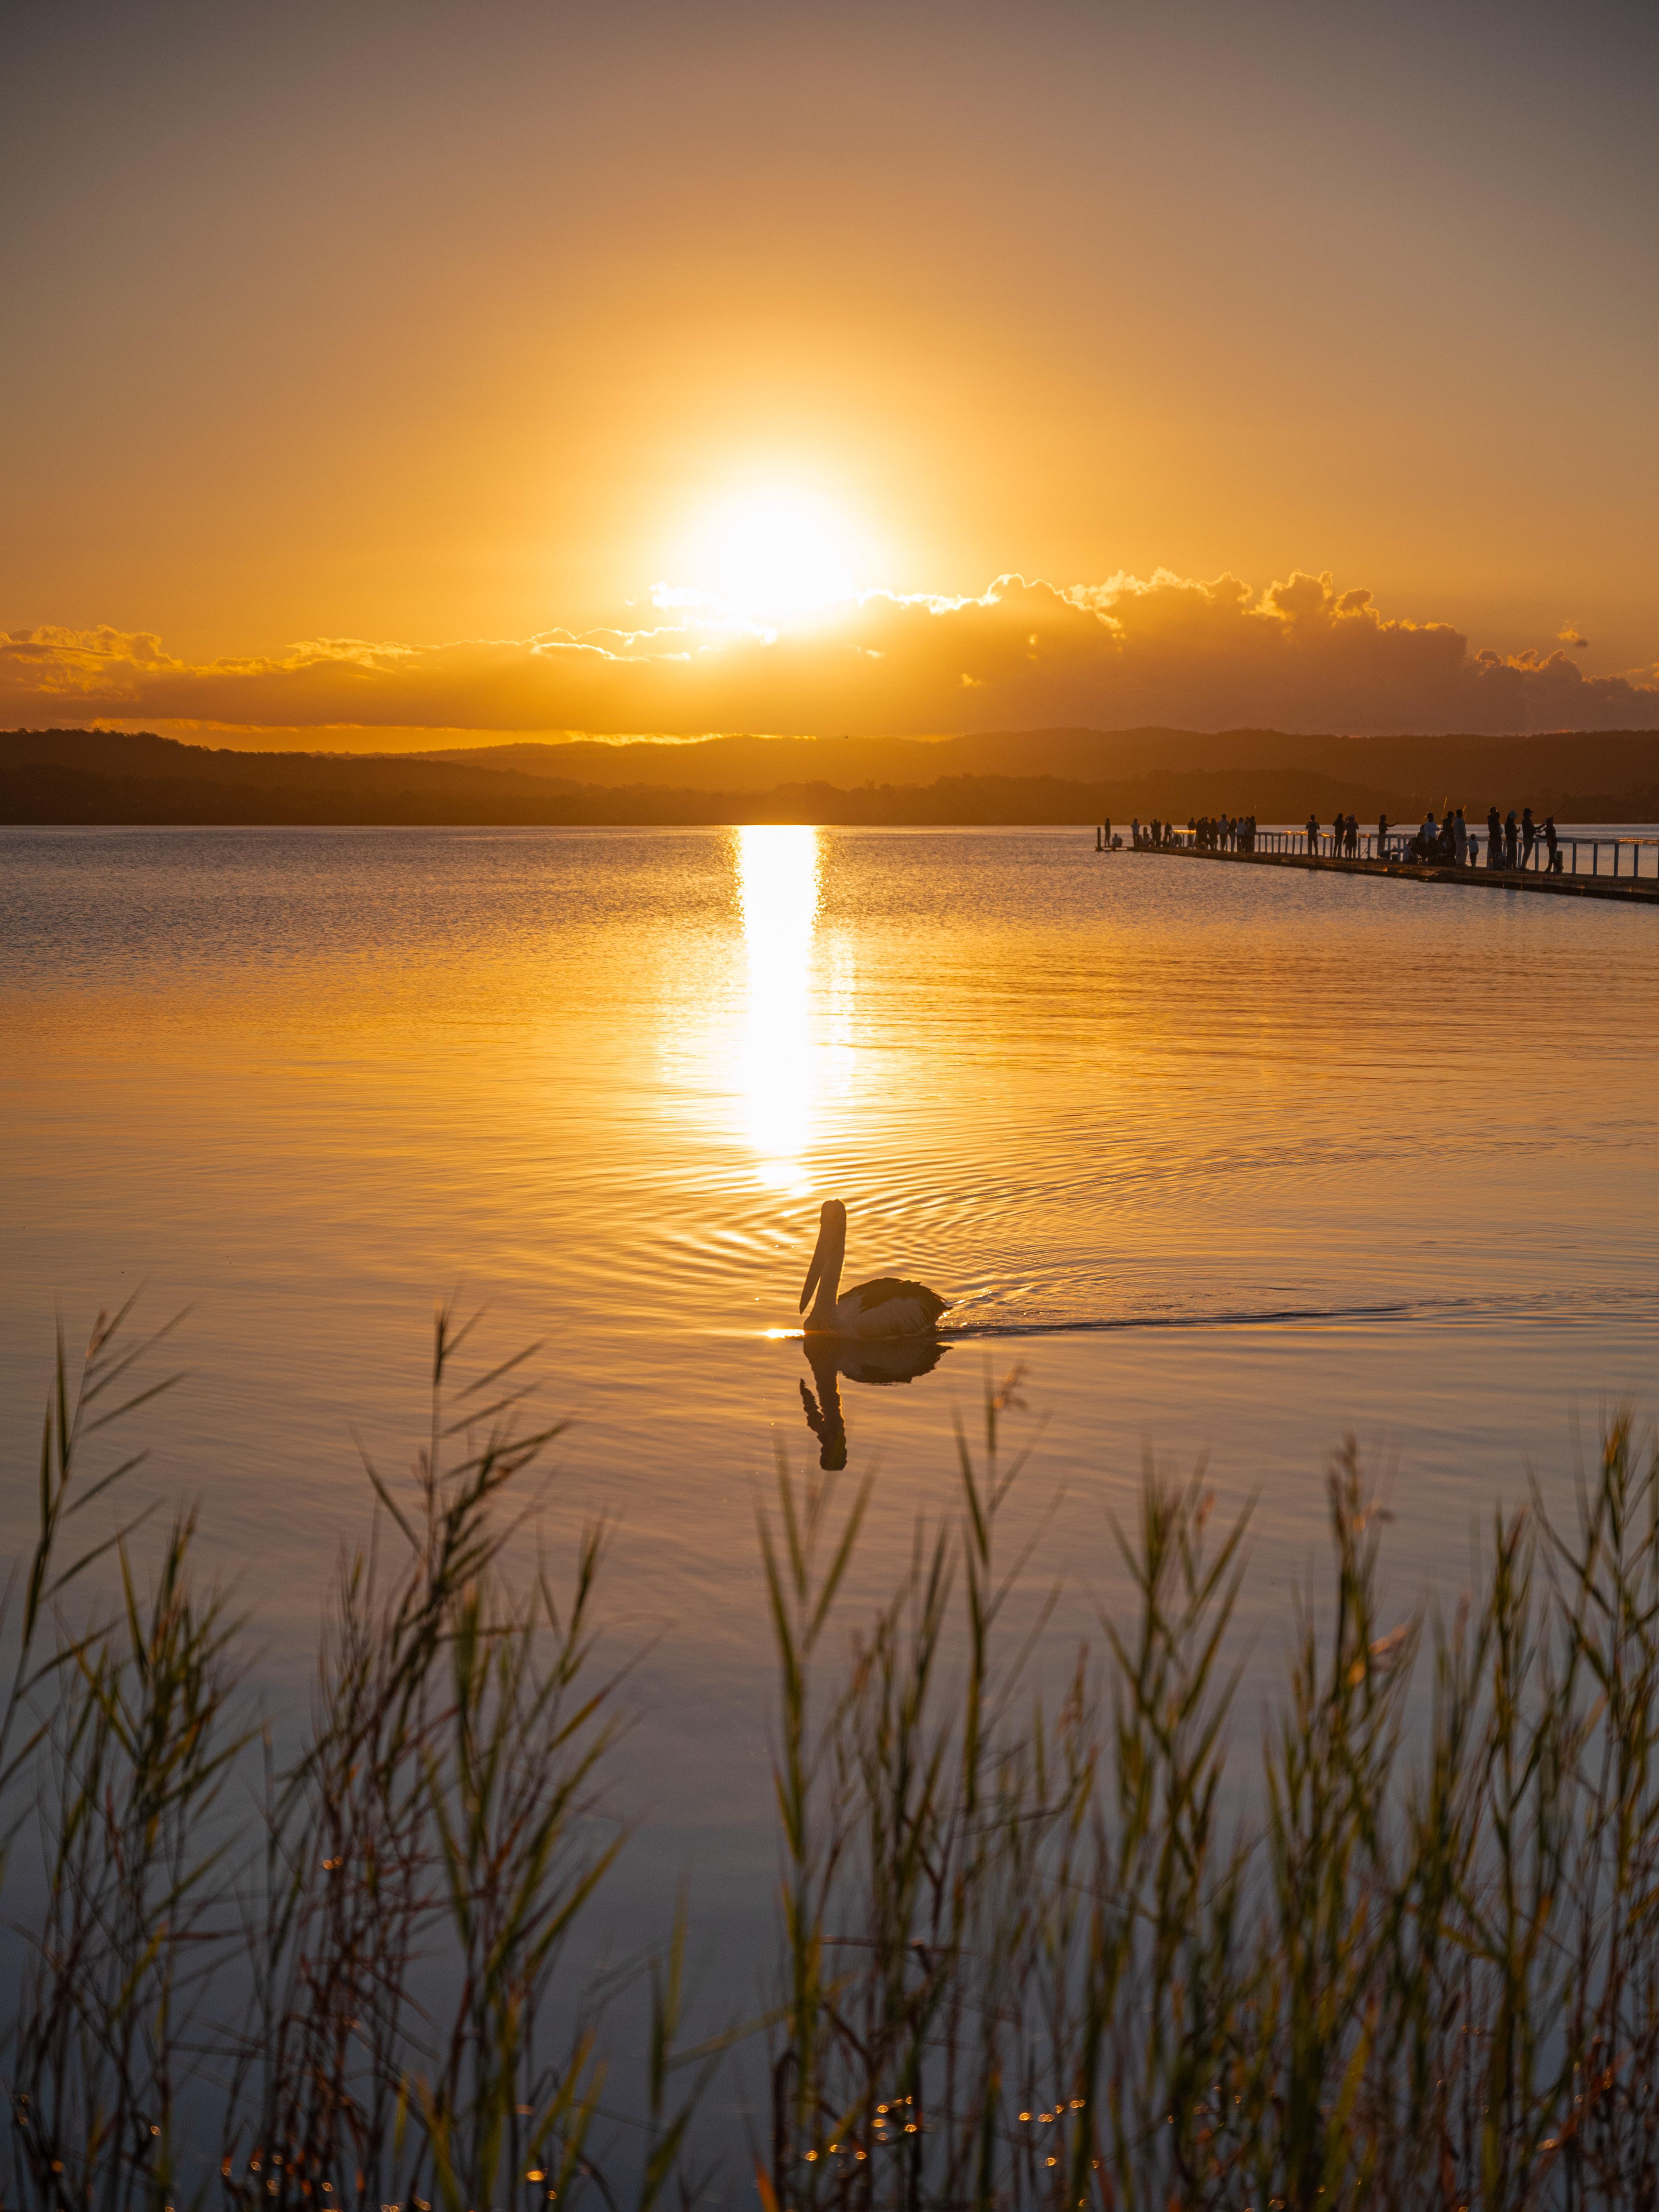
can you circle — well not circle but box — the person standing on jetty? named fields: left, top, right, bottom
left=1306, top=810, right=1319, bottom=854
left=1454, top=809, right=1468, bottom=864
left=1544, top=814, right=1559, bottom=872
left=1487, top=805, right=1503, bottom=866
left=1522, top=807, right=1537, bottom=867
left=1505, top=810, right=1519, bottom=868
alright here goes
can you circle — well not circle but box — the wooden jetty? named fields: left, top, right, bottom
left=1107, top=840, right=1659, bottom=907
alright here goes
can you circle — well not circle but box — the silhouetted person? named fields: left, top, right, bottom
left=1377, top=811, right=1388, bottom=856
left=1544, top=814, right=1559, bottom=871
left=1306, top=811, right=1319, bottom=853
left=1505, top=810, right=1519, bottom=868
left=1453, top=809, right=1467, bottom=864
left=1522, top=807, right=1536, bottom=867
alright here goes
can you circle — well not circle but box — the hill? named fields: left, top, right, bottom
left=420, top=725, right=1659, bottom=804
left=3, top=725, right=1656, bottom=827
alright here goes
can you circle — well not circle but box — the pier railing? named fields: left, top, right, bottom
left=1106, top=826, right=1659, bottom=879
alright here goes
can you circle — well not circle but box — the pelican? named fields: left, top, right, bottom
left=799, top=1199, right=950, bottom=1339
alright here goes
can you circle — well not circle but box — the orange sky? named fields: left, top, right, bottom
left=4, top=1, right=1656, bottom=744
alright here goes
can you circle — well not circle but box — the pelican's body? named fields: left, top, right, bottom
left=799, top=1199, right=950, bottom=1340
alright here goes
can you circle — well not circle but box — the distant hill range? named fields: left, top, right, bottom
left=5, top=724, right=1658, bottom=827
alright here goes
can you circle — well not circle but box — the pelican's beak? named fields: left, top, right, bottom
left=799, top=1199, right=845, bottom=1314
left=799, top=1229, right=825, bottom=1314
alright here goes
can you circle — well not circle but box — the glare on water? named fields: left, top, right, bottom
left=736, top=825, right=823, bottom=1190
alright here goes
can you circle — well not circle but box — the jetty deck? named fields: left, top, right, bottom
left=1123, top=843, right=1659, bottom=906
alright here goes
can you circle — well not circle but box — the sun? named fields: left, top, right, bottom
left=656, top=484, right=872, bottom=625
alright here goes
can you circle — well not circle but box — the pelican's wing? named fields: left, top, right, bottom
left=841, top=1277, right=950, bottom=1324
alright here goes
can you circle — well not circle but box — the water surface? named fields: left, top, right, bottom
left=3, top=824, right=1656, bottom=1929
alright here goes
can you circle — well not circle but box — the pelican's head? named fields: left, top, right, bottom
left=800, top=1198, right=848, bottom=1315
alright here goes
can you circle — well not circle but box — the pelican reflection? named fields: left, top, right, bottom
left=798, top=1333, right=951, bottom=1470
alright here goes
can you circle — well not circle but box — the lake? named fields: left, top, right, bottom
left=3, top=822, right=1656, bottom=1953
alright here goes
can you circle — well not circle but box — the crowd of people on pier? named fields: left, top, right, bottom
left=1387, top=804, right=1561, bottom=870
left=1306, top=812, right=1366, bottom=857
left=1118, top=803, right=1564, bottom=872
left=1192, top=814, right=1257, bottom=852
left=1126, top=814, right=1259, bottom=851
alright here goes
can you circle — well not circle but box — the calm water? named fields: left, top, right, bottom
left=3, top=824, right=1656, bottom=1935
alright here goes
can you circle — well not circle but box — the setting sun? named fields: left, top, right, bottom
left=655, top=484, right=874, bottom=626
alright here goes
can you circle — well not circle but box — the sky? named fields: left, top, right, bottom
left=4, top=0, right=1656, bottom=746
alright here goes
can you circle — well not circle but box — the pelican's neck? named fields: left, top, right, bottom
left=807, top=1228, right=845, bottom=1328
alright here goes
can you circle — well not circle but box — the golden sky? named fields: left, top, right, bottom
left=4, top=1, right=1656, bottom=744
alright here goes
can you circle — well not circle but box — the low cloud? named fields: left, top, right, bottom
left=4, top=572, right=1656, bottom=740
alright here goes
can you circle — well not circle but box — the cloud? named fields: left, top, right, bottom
left=3, top=572, right=1656, bottom=740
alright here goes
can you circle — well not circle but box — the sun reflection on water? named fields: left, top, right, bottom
left=736, top=825, right=822, bottom=1188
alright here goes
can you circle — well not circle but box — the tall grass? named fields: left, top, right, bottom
left=757, top=1411, right=1659, bottom=2210
left=5, top=1309, right=1659, bottom=2208
left=3, top=1303, right=696, bottom=2212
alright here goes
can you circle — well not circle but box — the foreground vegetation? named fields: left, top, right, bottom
left=4, top=1306, right=1659, bottom=2209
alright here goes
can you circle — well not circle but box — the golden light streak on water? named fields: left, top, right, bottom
left=735, top=825, right=823, bottom=1190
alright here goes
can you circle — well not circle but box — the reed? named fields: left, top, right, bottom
left=3, top=1304, right=687, bottom=2212
left=755, top=1413, right=1659, bottom=2211
left=5, top=1309, right=1659, bottom=2209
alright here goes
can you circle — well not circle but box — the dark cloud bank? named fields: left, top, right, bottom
left=4, top=571, right=1657, bottom=743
